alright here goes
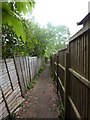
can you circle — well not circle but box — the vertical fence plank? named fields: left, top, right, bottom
left=26, top=57, right=29, bottom=83
left=23, top=57, right=27, bottom=87
left=57, top=54, right=59, bottom=94
left=25, top=57, right=28, bottom=85
left=28, top=57, right=31, bottom=82
left=64, top=52, right=70, bottom=119
left=88, top=88, right=90, bottom=120
left=19, top=57, right=27, bottom=92
left=88, top=29, right=90, bottom=120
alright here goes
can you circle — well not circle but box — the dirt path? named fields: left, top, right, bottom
left=16, top=64, right=60, bottom=118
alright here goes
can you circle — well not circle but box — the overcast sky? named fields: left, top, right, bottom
left=32, top=0, right=90, bottom=36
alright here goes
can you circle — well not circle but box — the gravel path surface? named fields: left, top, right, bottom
left=16, top=64, right=60, bottom=119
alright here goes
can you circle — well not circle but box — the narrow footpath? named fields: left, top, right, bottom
left=16, top=64, right=60, bottom=118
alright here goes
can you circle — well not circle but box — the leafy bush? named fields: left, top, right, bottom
left=27, top=82, right=34, bottom=90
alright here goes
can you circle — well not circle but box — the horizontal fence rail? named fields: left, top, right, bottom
left=0, top=56, right=45, bottom=119
left=50, top=25, right=90, bottom=119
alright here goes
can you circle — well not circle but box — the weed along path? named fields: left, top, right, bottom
left=16, top=64, right=60, bottom=119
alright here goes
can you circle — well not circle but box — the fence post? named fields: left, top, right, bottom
left=64, top=52, right=70, bottom=119
left=54, top=55, right=56, bottom=84
left=88, top=88, right=90, bottom=120
left=57, top=54, right=59, bottom=94
left=88, top=30, right=90, bottom=120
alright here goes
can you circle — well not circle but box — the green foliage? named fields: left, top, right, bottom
left=33, top=64, right=46, bottom=80
left=19, top=19, right=48, bottom=57
left=10, top=112, right=16, bottom=118
left=23, top=20, right=48, bottom=57
left=37, top=65, right=45, bottom=76
left=1, top=1, right=35, bottom=42
left=2, top=20, right=48, bottom=58
left=27, top=65, right=45, bottom=90
left=58, top=103, right=64, bottom=120
left=27, top=82, right=34, bottom=90
left=45, top=23, right=70, bottom=58
left=2, top=3, right=70, bottom=59
left=2, top=24, right=26, bottom=58
left=14, top=1, right=35, bottom=15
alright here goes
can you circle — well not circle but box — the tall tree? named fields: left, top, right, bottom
left=45, top=23, right=70, bottom=58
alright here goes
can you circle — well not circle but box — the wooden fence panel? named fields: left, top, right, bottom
left=57, top=49, right=67, bottom=104
left=23, top=57, right=26, bottom=85
left=54, top=54, right=58, bottom=84
left=0, top=60, right=9, bottom=119
left=0, top=59, right=24, bottom=119
left=19, top=57, right=27, bottom=90
left=51, top=28, right=90, bottom=119
left=69, top=32, right=89, bottom=79
left=29, top=57, right=41, bottom=80
left=25, top=56, right=30, bottom=84
left=0, top=96, right=9, bottom=119
left=58, top=48, right=66, bottom=86
left=1, top=60, right=13, bottom=96
left=88, top=29, right=90, bottom=120
left=14, top=57, right=26, bottom=97
left=89, top=30, right=90, bottom=81
left=26, top=56, right=30, bottom=83
left=6, top=59, right=20, bottom=91
left=0, top=56, right=44, bottom=119
left=68, top=30, right=89, bottom=119
left=5, top=59, right=23, bottom=113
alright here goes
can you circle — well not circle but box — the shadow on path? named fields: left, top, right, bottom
left=16, top=64, right=60, bottom=118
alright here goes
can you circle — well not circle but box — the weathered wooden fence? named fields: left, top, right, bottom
left=0, top=56, right=44, bottom=119
left=50, top=13, right=90, bottom=119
